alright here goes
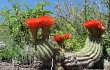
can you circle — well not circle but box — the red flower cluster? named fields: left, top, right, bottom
left=83, top=20, right=105, bottom=37
left=24, top=15, right=55, bottom=41
left=25, top=18, right=40, bottom=28
left=39, top=15, right=55, bottom=27
left=24, top=15, right=55, bottom=28
left=54, top=33, right=71, bottom=43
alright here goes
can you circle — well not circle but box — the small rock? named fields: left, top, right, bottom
left=0, top=42, right=6, bottom=50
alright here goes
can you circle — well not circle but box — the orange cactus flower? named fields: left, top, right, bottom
left=39, top=15, right=55, bottom=27
left=24, top=18, right=40, bottom=42
left=83, top=20, right=101, bottom=28
left=39, top=15, right=55, bottom=40
left=54, top=34, right=64, bottom=43
left=25, top=18, right=40, bottom=28
left=83, top=20, right=105, bottom=37
left=64, top=33, right=71, bottom=39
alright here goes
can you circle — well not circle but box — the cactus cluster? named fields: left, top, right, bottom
left=24, top=16, right=105, bottom=69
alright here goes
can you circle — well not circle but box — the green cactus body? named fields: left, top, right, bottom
left=34, top=40, right=55, bottom=62
left=62, top=37, right=103, bottom=69
left=75, top=37, right=102, bottom=65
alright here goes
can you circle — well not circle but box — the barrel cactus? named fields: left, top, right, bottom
left=34, top=40, right=55, bottom=62
left=61, top=37, right=103, bottom=70
left=24, top=15, right=56, bottom=70
left=59, top=20, right=105, bottom=70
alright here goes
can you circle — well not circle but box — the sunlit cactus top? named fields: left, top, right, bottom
left=39, top=15, right=55, bottom=27
left=25, top=18, right=40, bottom=28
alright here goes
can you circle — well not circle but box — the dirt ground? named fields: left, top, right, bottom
left=0, top=59, right=110, bottom=70
left=0, top=62, right=37, bottom=70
